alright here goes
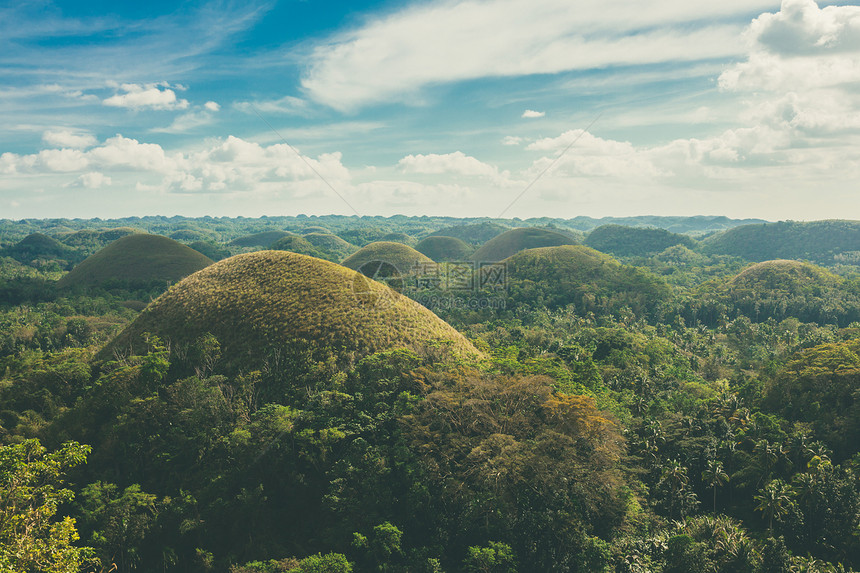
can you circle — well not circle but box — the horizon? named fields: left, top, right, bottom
left=3, top=0, right=860, bottom=220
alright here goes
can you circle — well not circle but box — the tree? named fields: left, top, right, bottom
left=755, top=480, right=794, bottom=531
left=463, top=541, right=517, bottom=573
left=0, top=439, right=94, bottom=573
left=702, top=460, right=729, bottom=514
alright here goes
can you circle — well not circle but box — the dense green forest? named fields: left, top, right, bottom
left=3, top=215, right=860, bottom=573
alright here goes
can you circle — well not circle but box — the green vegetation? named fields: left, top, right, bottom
left=471, top=227, right=580, bottom=262
left=102, top=250, right=480, bottom=370
left=270, top=235, right=334, bottom=261
left=188, top=240, right=233, bottom=261
left=57, top=234, right=213, bottom=291
left=702, top=220, right=860, bottom=263
left=342, top=241, right=433, bottom=274
left=505, top=245, right=673, bottom=320
left=415, top=236, right=474, bottom=262
left=585, top=224, right=696, bottom=257
left=302, top=233, right=359, bottom=260
left=230, top=230, right=293, bottom=248
left=427, top=222, right=509, bottom=244
left=4, top=215, right=860, bottom=573
left=300, top=225, right=332, bottom=235
left=377, top=232, right=416, bottom=246
left=2, top=233, right=81, bottom=267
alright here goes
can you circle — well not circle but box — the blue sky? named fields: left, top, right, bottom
left=2, top=0, right=860, bottom=220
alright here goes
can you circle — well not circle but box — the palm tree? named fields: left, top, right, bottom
left=702, top=459, right=729, bottom=514
left=754, top=479, right=794, bottom=531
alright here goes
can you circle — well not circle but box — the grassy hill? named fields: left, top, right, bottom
left=342, top=242, right=433, bottom=274
left=57, top=234, right=213, bottom=290
left=270, top=235, right=335, bottom=261
left=229, top=230, right=292, bottom=248
left=415, top=236, right=474, bottom=262
left=471, top=228, right=580, bottom=262
left=60, top=227, right=141, bottom=248
left=187, top=241, right=232, bottom=261
left=427, top=222, right=509, bottom=245
left=505, top=245, right=673, bottom=320
left=378, top=232, right=417, bottom=246
left=701, top=220, right=860, bottom=263
left=3, top=233, right=81, bottom=265
left=99, top=250, right=481, bottom=369
left=303, top=233, right=359, bottom=260
left=301, top=225, right=332, bottom=234
left=686, top=260, right=860, bottom=326
left=586, top=224, right=695, bottom=257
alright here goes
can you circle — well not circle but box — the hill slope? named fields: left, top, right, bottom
left=427, top=222, right=509, bottom=245
left=100, top=251, right=480, bottom=368
left=701, top=220, right=860, bottom=263
left=58, top=234, right=213, bottom=289
left=3, top=233, right=80, bottom=265
left=471, top=228, right=580, bottom=262
left=229, top=230, right=292, bottom=248
left=585, top=224, right=695, bottom=257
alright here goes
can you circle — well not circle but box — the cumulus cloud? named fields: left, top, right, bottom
left=66, top=172, right=112, bottom=189
left=42, top=129, right=97, bottom=149
left=302, top=0, right=773, bottom=110
left=103, top=83, right=189, bottom=110
left=501, top=136, right=523, bottom=146
left=398, top=151, right=515, bottom=186
left=204, top=101, right=220, bottom=111
left=522, top=110, right=545, bottom=118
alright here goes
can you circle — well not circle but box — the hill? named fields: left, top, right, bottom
left=300, top=225, right=332, bottom=234
left=342, top=242, right=433, bottom=275
left=57, top=234, right=213, bottom=290
left=427, top=222, right=508, bottom=245
left=229, top=230, right=292, bottom=248
left=701, top=220, right=860, bottom=263
left=686, top=260, right=860, bottom=326
left=378, top=232, right=417, bottom=246
left=99, top=250, right=480, bottom=369
left=60, top=227, right=141, bottom=248
left=505, top=245, right=673, bottom=320
left=270, top=235, right=333, bottom=261
left=471, top=227, right=580, bottom=262
left=415, top=236, right=474, bottom=262
left=303, top=233, right=358, bottom=260
left=3, top=233, right=80, bottom=265
left=585, top=224, right=695, bottom=257
left=187, top=241, right=232, bottom=261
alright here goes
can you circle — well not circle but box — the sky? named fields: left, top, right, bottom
left=2, top=0, right=860, bottom=220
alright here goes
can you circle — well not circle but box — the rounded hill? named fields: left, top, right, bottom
left=505, top=245, right=673, bottom=319
left=303, top=233, right=358, bottom=260
left=230, top=230, right=292, bottom=248
left=585, top=224, right=695, bottom=257
left=731, top=260, right=841, bottom=291
left=415, top=236, right=474, bottom=262
left=342, top=242, right=433, bottom=274
left=4, top=233, right=80, bottom=265
left=378, top=232, right=417, bottom=246
left=427, top=222, right=508, bottom=245
left=100, top=251, right=480, bottom=368
left=471, top=228, right=580, bottom=262
left=270, top=235, right=332, bottom=261
left=58, top=234, right=213, bottom=290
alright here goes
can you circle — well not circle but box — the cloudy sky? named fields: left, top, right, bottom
left=2, top=0, right=860, bottom=220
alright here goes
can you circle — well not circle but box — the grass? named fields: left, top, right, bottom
left=378, top=232, right=417, bottom=246
left=302, top=233, right=359, bottom=261
left=731, top=260, right=842, bottom=291
left=100, top=250, right=481, bottom=368
left=427, top=222, right=509, bottom=245
left=415, top=236, right=474, bottom=262
left=3, top=233, right=80, bottom=263
left=57, top=234, right=213, bottom=290
left=585, top=224, right=695, bottom=257
left=471, top=228, right=580, bottom=262
left=342, top=242, right=433, bottom=273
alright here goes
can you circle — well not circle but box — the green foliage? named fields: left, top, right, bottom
left=271, top=235, right=335, bottom=261
left=585, top=224, right=696, bottom=257
left=426, top=222, right=509, bottom=245
left=0, top=439, right=94, bottom=573
left=57, top=234, right=213, bottom=291
left=1, top=233, right=82, bottom=268
left=470, top=227, right=580, bottom=262
left=463, top=541, right=516, bottom=573
left=230, top=231, right=293, bottom=248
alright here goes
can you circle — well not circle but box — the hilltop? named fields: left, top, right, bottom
left=3, top=233, right=81, bottom=266
left=427, top=222, right=509, bottom=245
left=585, top=224, right=695, bottom=257
left=100, top=250, right=480, bottom=369
left=342, top=241, right=433, bottom=274
left=303, top=232, right=359, bottom=260
left=415, top=236, right=474, bottom=262
left=229, top=230, right=292, bottom=248
left=471, top=227, right=580, bottom=262
left=57, top=234, right=213, bottom=290
left=505, top=245, right=672, bottom=319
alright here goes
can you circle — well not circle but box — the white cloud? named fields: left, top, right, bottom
left=42, top=129, right=97, bottom=149
left=234, top=95, right=309, bottom=115
left=502, top=136, right=523, bottom=146
left=204, top=101, right=220, bottom=111
left=103, top=83, right=189, bottom=110
left=398, top=151, right=515, bottom=185
left=302, top=0, right=774, bottom=110
left=152, top=111, right=215, bottom=134
left=67, top=172, right=112, bottom=189
left=522, top=110, right=545, bottom=118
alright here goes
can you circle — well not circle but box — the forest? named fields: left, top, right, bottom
left=2, top=215, right=860, bottom=573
